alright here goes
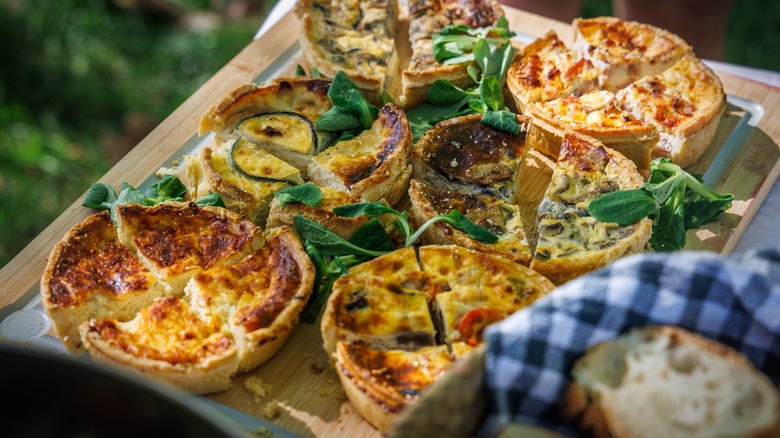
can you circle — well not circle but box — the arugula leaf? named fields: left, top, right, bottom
left=273, top=183, right=323, bottom=207
left=349, top=219, right=395, bottom=253
left=408, top=209, right=498, bottom=244
left=405, top=98, right=474, bottom=142
left=481, top=110, right=521, bottom=135
left=428, top=80, right=477, bottom=106
left=293, top=215, right=388, bottom=257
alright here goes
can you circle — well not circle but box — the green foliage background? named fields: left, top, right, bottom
left=0, top=0, right=778, bottom=268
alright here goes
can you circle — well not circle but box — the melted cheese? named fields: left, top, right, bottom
left=538, top=90, right=644, bottom=129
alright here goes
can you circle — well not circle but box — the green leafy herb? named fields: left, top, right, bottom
left=273, top=183, right=323, bottom=207
left=311, top=69, right=322, bottom=78
left=295, top=64, right=307, bottom=76
left=83, top=174, right=223, bottom=224
left=481, top=110, right=521, bottom=134
left=588, top=158, right=734, bottom=251
left=316, top=71, right=379, bottom=146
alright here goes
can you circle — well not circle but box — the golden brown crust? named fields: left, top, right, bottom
left=408, top=179, right=532, bottom=266
left=530, top=131, right=653, bottom=285
left=308, top=103, right=413, bottom=205
left=41, top=212, right=166, bottom=352
left=197, top=77, right=332, bottom=139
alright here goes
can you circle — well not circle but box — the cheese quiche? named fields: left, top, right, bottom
left=80, top=226, right=313, bottom=394
left=572, top=16, right=692, bottom=91
left=525, top=89, right=659, bottom=172
left=296, top=0, right=398, bottom=105
left=308, top=103, right=413, bottom=205
left=412, top=113, right=534, bottom=203
left=408, top=179, right=532, bottom=266
left=530, top=131, right=653, bottom=284
left=506, top=31, right=601, bottom=113
left=401, top=0, right=505, bottom=108
left=616, top=54, right=726, bottom=168
left=322, top=245, right=553, bottom=432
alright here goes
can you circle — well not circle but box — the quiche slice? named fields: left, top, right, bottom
left=80, top=296, right=240, bottom=395
left=408, top=179, right=532, bottom=266
left=401, top=0, right=505, bottom=108
left=419, top=245, right=553, bottom=345
left=296, top=0, right=397, bottom=38
left=506, top=31, right=601, bottom=113
left=616, top=54, right=726, bottom=168
left=530, top=131, right=653, bottom=284
left=335, top=341, right=456, bottom=434
left=298, top=13, right=397, bottom=106
left=115, top=202, right=264, bottom=292
left=321, top=247, right=436, bottom=359
left=525, top=89, right=659, bottom=172
left=41, top=211, right=167, bottom=352
left=185, top=226, right=315, bottom=372
left=411, top=113, right=533, bottom=203
left=572, top=16, right=692, bottom=91
left=308, top=103, right=413, bottom=206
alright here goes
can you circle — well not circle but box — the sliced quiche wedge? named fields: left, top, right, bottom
left=616, top=54, right=726, bottom=168
left=408, top=179, right=532, bottom=266
left=530, top=131, right=653, bottom=285
left=507, top=31, right=601, bottom=113
left=308, top=103, right=413, bottom=206
left=525, top=89, right=659, bottom=172
left=41, top=211, right=167, bottom=353
left=572, top=16, right=692, bottom=91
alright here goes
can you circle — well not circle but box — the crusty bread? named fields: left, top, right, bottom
left=616, top=54, right=727, bottom=168
left=308, top=103, right=413, bottom=206
left=563, top=326, right=780, bottom=438
left=525, top=90, right=659, bottom=173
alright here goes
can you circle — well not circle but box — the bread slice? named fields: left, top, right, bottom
left=308, top=103, right=413, bottom=206
left=185, top=226, right=315, bottom=372
left=335, top=341, right=456, bottom=434
left=525, top=89, right=659, bottom=173
left=40, top=212, right=167, bottom=352
left=408, top=179, right=532, bottom=266
left=506, top=31, right=601, bottom=114
left=616, top=54, right=727, bottom=168
left=411, top=113, right=533, bottom=204
left=530, top=131, right=652, bottom=285
left=563, top=326, right=780, bottom=438
left=400, top=0, right=504, bottom=108
left=80, top=296, right=240, bottom=395
left=419, top=245, right=554, bottom=346
left=572, top=16, right=692, bottom=92
left=115, top=202, right=264, bottom=292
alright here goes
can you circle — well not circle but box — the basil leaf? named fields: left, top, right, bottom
left=481, top=110, right=521, bottom=135
left=440, top=210, right=498, bottom=243
left=333, top=201, right=397, bottom=218
left=588, top=189, right=658, bottom=225
left=194, top=192, right=225, bottom=208
left=83, top=183, right=117, bottom=209
left=274, top=183, right=322, bottom=206
left=293, top=215, right=387, bottom=257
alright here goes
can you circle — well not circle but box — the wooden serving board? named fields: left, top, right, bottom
left=1, top=7, right=779, bottom=438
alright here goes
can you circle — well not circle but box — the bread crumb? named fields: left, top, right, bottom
left=262, top=400, right=283, bottom=419
left=245, top=376, right=273, bottom=403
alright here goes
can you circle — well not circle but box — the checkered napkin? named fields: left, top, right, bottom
left=479, top=246, right=780, bottom=437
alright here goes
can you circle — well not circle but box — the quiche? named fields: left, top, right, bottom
left=616, top=54, right=727, bottom=168
left=411, top=113, right=534, bottom=203
left=296, top=0, right=398, bottom=105
left=322, top=245, right=553, bottom=432
left=408, top=179, right=532, bottom=266
left=530, top=131, right=653, bottom=284
left=572, top=16, right=692, bottom=91
left=525, top=89, right=659, bottom=172
left=506, top=31, right=601, bottom=113
left=78, top=225, right=314, bottom=394
left=401, top=0, right=505, bottom=108
left=308, top=103, right=413, bottom=205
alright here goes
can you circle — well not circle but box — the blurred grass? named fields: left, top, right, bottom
left=0, top=0, right=778, bottom=268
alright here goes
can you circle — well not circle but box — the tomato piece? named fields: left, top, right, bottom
left=454, top=307, right=505, bottom=346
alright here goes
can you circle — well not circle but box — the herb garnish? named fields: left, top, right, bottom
left=588, top=158, right=734, bottom=252
left=273, top=183, right=322, bottom=207
left=83, top=174, right=224, bottom=224
left=406, top=17, right=519, bottom=141
left=316, top=71, right=379, bottom=145
left=283, top=185, right=498, bottom=321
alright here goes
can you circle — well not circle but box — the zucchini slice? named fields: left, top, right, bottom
left=236, top=112, right=317, bottom=156
left=229, top=138, right=304, bottom=185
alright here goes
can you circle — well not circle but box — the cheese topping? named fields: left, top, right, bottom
left=536, top=90, right=645, bottom=129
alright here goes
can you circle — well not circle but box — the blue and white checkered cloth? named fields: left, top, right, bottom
left=480, top=246, right=780, bottom=437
